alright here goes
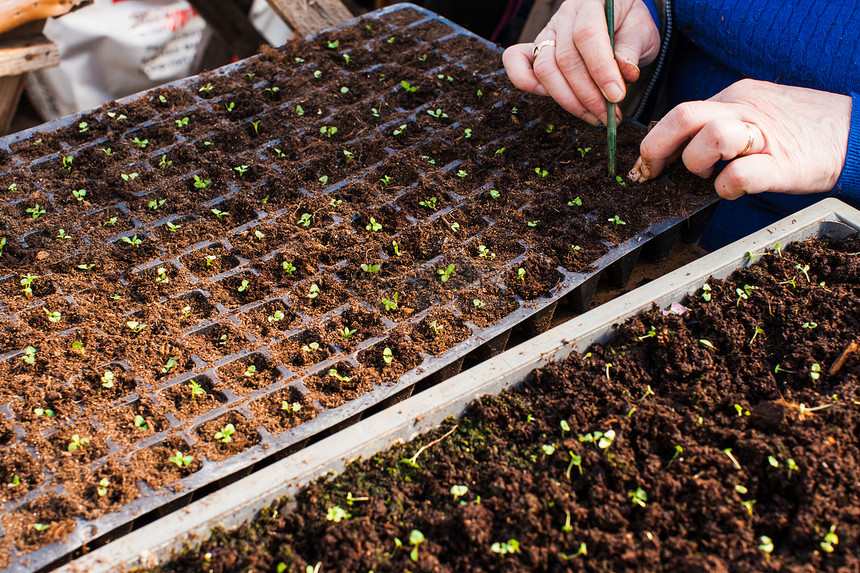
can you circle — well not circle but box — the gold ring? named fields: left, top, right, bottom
left=738, top=125, right=755, bottom=157
left=532, top=39, right=557, bottom=59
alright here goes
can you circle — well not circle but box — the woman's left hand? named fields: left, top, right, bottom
left=629, top=79, right=852, bottom=199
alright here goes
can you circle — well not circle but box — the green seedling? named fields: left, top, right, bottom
left=168, top=451, right=193, bottom=467
left=68, top=434, right=89, bottom=452
left=450, top=222, right=460, bottom=232
left=20, top=274, right=37, bottom=297
left=535, top=167, right=548, bottom=177
left=820, top=525, right=839, bottom=553
left=320, top=126, right=338, bottom=138
left=450, top=484, right=468, bottom=500
left=298, top=213, right=312, bottom=227
left=326, top=505, right=350, bottom=522
left=43, top=308, right=61, bottom=323
left=190, top=380, right=207, bottom=399
left=341, top=326, right=357, bottom=340
left=72, top=188, right=86, bottom=202
left=750, top=326, right=764, bottom=344
left=615, top=175, right=627, bottom=186
left=33, top=523, right=51, bottom=532
left=295, top=104, right=305, bottom=116
left=318, top=175, right=329, bottom=185
left=161, top=358, right=178, bottom=374
left=103, top=216, right=118, bottom=227
left=210, top=208, right=228, bottom=221
left=266, top=86, right=281, bottom=96
left=758, top=536, right=774, bottom=562
left=134, top=415, right=148, bottom=430
left=301, top=342, right=320, bottom=354
left=22, top=346, right=37, bottom=365
left=205, top=255, right=218, bottom=267
left=382, top=347, right=394, bottom=365
left=121, top=235, right=142, bottom=247
left=419, top=197, right=437, bottom=210
left=408, top=529, right=425, bottom=562
left=427, top=108, right=448, bottom=119
left=429, top=320, right=443, bottom=334
left=801, top=321, right=818, bottom=329
left=566, top=451, right=583, bottom=478
left=773, top=364, right=795, bottom=374
left=421, top=154, right=436, bottom=164
left=360, top=263, right=381, bottom=274
left=545, top=124, right=555, bottom=133
left=225, top=101, right=235, bottom=112
left=391, top=241, right=401, bottom=256
left=457, top=169, right=468, bottom=178
left=313, top=70, right=322, bottom=79
left=126, top=320, right=146, bottom=334
left=339, top=86, right=349, bottom=94
left=328, top=368, right=351, bottom=382
left=181, top=306, right=191, bottom=319
left=517, top=268, right=526, bottom=281
left=8, top=474, right=21, bottom=488
left=379, top=174, right=392, bottom=186
left=810, top=363, right=822, bottom=381
left=250, top=120, right=261, bottom=134
left=214, top=423, right=236, bottom=443
left=381, top=292, right=399, bottom=311
left=527, top=220, right=539, bottom=228
left=366, top=217, right=382, bottom=232
left=281, top=401, right=302, bottom=413
left=628, top=487, right=647, bottom=507
left=166, top=221, right=182, bottom=232
left=796, top=264, right=811, bottom=282
left=282, top=261, right=296, bottom=275
left=268, top=310, right=286, bottom=323
left=488, top=189, right=500, bottom=200
left=477, top=245, right=495, bottom=260
left=577, top=147, right=591, bottom=158
left=193, top=175, right=211, bottom=189
left=400, top=80, right=419, bottom=93
left=100, top=370, right=115, bottom=389
left=155, top=267, right=170, bottom=284
left=243, top=365, right=257, bottom=378
left=701, top=283, right=712, bottom=301
left=722, top=448, right=742, bottom=470
left=582, top=427, right=617, bottom=449
left=638, top=326, right=657, bottom=341
left=437, top=264, right=455, bottom=282
left=608, top=215, right=626, bottom=228
left=490, top=539, right=520, bottom=556
left=132, top=137, right=148, bottom=149
left=472, top=299, right=486, bottom=309
left=464, top=128, right=472, bottom=138
left=736, top=284, right=755, bottom=306
left=97, top=477, right=110, bottom=497
left=56, top=229, right=71, bottom=241
left=237, top=279, right=250, bottom=293
left=786, top=458, right=799, bottom=478
left=175, top=117, right=189, bottom=128
left=26, top=204, right=46, bottom=219
left=34, top=406, right=54, bottom=417
left=71, top=340, right=86, bottom=354
left=307, top=283, right=320, bottom=299
left=62, top=155, right=74, bottom=171
left=234, top=165, right=250, bottom=176
left=567, top=196, right=583, bottom=207
left=393, top=124, right=407, bottom=136
left=0, top=237, right=5, bottom=257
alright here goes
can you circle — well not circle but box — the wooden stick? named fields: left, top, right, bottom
left=605, top=0, right=616, bottom=177
left=829, top=341, right=858, bottom=376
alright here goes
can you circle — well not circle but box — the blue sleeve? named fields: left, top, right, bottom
left=835, top=93, right=860, bottom=201
left=672, top=0, right=860, bottom=98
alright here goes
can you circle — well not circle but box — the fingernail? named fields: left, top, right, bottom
left=628, top=157, right=650, bottom=183
left=582, top=112, right=600, bottom=126
left=597, top=112, right=608, bottom=126
left=603, top=82, right=624, bottom=103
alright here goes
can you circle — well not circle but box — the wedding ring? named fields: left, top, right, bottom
left=738, top=124, right=755, bottom=157
left=532, top=39, right=556, bottom=59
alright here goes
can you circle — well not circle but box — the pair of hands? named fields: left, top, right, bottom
left=503, top=0, right=851, bottom=199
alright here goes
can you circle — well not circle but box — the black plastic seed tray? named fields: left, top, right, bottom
left=0, top=4, right=715, bottom=571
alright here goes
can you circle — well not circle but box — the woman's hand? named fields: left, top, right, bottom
left=502, top=0, right=659, bottom=125
left=629, top=79, right=852, bottom=199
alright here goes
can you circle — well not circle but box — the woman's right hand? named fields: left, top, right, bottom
left=502, top=0, right=660, bottom=125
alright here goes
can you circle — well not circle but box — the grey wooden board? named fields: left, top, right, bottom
left=59, top=198, right=860, bottom=572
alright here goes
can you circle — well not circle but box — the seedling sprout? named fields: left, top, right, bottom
left=307, top=283, right=320, bottom=299
left=168, top=451, right=193, bottom=467
left=408, top=529, right=425, bottom=562
left=325, top=505, right=350, bottom=522
left=565, top=452, right=583, bottom=478
left=100, top=370, right=115, bottom=388
left=214, top=423, right=236, bottom=443
left=382, top=347, right=394, bottom=365
left=758, top=536, right=774, bottom=562
left=450, top=484, right=468, bottom=500
left=97, top=478, right=110, bottom=497
left=628, top=487, right=647, bottom=507
left=381, top=292, right=399, bottom=311
left=366, top=217, right=382, bottom=232
left=68, top=434, right=90, bottom=452
left=490, top=539, right=520, bottom=556
left=437, top=264, right=455, bottom=282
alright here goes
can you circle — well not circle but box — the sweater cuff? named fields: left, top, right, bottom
left=835, top=92, right=860, bottom=200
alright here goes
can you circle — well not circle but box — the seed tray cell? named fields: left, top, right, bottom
left=0, top=4, right=715, bottom=571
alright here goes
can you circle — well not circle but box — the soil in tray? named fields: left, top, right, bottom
left=0, top=6, right=715, bottom=559
left=151, top=235, right=860, bottom=573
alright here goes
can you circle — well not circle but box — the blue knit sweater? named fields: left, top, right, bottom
left=642, top=0, right=860, bottom=249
